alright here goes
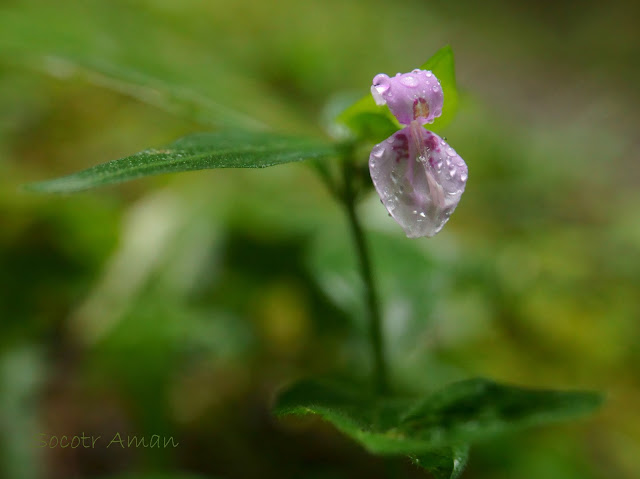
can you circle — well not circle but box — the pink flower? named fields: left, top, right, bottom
left=369, top=70, right=467, bottom=238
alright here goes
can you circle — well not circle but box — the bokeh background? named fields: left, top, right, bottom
left=1, top=1, right=639, bottom=478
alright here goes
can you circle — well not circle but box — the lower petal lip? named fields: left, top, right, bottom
left=369, top=125, right=467, bottom=238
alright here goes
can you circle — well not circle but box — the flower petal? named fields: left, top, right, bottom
left=371, top=70, right=444, bottom=125
left=369, top=126, right=467, bottom=238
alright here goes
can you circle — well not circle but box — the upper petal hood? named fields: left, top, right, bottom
left=371, top=70, right=444, bottom=125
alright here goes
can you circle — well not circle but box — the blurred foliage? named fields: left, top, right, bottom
left=1, top=0, right=639, bottom=478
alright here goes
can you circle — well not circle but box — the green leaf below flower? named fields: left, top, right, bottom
left=274, top=377, right=602, bottom=477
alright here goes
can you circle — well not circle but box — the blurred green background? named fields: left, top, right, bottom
left=1, top=0, right=638, bottom=478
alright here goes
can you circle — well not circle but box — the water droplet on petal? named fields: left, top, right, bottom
left=447, top=147, right=456, bottom=156
left=426, top=71, right=433, bottom=77
left=400, top=75, right=419, bottom=87
left=432, top=86, right=439, bottom=92
left=460, top=172, right=468, bottom=182
left=372, top=145, right=384, bottom=158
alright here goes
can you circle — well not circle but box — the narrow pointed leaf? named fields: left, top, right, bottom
left=24, top=130, right=338, bottom=193
left=336, top=45, right=459, bottom=142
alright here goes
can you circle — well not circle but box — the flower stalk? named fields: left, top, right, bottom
left=341, top=156, right=389, bottom=394
left=330, top=67, right=468, bottom=394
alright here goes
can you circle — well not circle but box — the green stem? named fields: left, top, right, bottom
left=341, top=158, right=389, bottom=394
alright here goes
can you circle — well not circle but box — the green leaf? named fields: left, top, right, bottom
left=274, top=377, right=602, bottom=476
left=400, top=378, right=604, bottom=444
left=336, top=45, right=459, bottom=143
left=274, top=378, right=425, bottom=455
left=24, top=130, right=338, bottom=193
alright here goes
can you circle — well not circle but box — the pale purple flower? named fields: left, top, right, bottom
left=369, top=70, right=467, bottom=238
